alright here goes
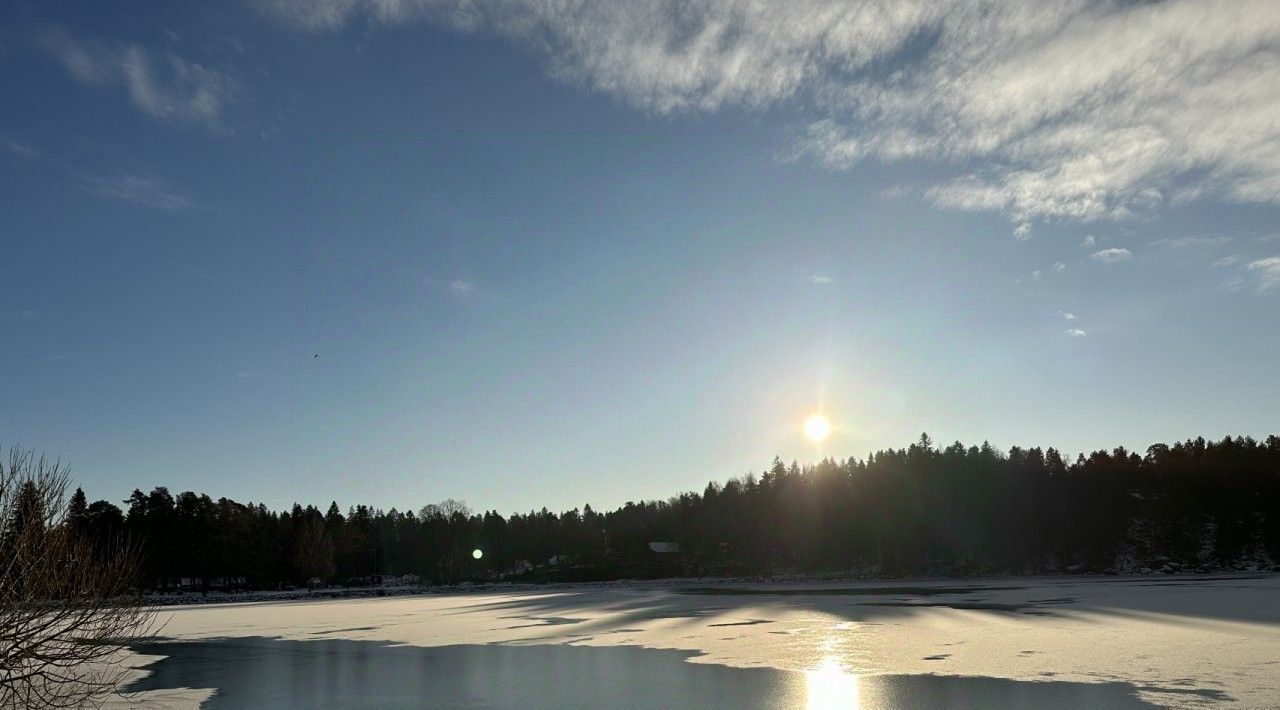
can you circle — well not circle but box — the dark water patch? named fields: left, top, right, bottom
left=125, top=637, right=1169, bottom=709
left=679, top=584, right=1026, bottom=597
left=501, top=615, right=586, bottom=626
left=922, top=654, right=950, bottom=660
left=862, top=601, right=1041, bottom=613
left=707, top=619, right=774, bottom=627
left=499, top=615, right=587, bottom=629
left=1099, top=574, right=1272, bottom=586
left=1138, top=687, right=1233, bottom=701
left=311, top=626, right=378, bottom=635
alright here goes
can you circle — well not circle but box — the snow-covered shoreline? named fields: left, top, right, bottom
left=144, top=568, right=1277, bottom=607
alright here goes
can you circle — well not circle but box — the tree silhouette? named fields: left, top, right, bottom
left=74, top=433, right=1280, bottom=590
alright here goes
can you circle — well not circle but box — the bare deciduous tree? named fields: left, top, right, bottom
left=1, top=448, right=154, bottom=709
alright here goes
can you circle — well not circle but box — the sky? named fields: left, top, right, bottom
left=2, top=0, right=1278, bottom=515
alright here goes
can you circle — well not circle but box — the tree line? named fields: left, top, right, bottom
left=66, top=433, right=1280, bottom=590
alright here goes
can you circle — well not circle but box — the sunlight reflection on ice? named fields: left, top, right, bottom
left=806, top=656, right=860, bottom=709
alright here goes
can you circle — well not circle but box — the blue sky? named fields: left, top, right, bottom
left=2, top=0, right=1278, bottom=514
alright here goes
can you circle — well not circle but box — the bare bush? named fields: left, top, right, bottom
left=1, top=448, right=154, bottom=709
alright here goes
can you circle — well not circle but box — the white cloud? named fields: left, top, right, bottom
left=258, top=0, right=1280, bottom=229
left=1247, top=256, right=1280, bottom=293
left=255, top=2, right=1280, bottom=231
left=1082, top=235, right=1097, bottom=248
left=1013, top=222, right=1032, bottom=241
left=1015, top=269, right=1042, bottom=286
left=808, top=274, right=832, bottom=285
left=1213, top=255, right=1241, bottom=267
left=448, top=279, right=476, bottom=296
left=39, top=28, right=233, bottom=127
left=236, top=371, right=254, bottom=379
left=423, top=275, right=481, bottom=298
left=1052, top=262, right=1066, bottom=273
left=1150, top=235, right=1232, bottom=249
left=1091, top=248, right=1132, bottom=264
left=78, top=172, right=201, bottom=211
left=1060, top=311, right=1076, bottom=321
left=1065, top=328, right=1086, bottom=337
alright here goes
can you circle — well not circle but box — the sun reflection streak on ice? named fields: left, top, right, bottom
left=806, top=656, right=859, bottom=709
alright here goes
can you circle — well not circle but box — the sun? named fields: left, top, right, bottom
left=804, top=414, right=832, bottom=443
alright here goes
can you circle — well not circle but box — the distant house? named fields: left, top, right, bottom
left=348, top=573, right=420, bottom=587
left=510, top=560, right=534, bottom=575
left=177, top=576, right=247, bottom=590
left=647, top=542, right=680, bottom=554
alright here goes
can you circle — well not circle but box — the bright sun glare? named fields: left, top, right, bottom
left=806, top=656, right=859, bottom=709
left=804, top=414, right=832, bottom=443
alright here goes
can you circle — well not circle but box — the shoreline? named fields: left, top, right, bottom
left=144, top=568, right=1279, bottom=607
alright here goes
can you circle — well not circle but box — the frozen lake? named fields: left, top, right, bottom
left=115, top=574, right=1280, bottom=708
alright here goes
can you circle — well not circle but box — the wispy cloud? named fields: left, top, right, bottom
left=1065, top=328, right=1086, bottom=338
left=1091, top=248, right=1132, bottom=264
left=39, top=27, right=234, bottom=127
left=1247, top=257, right=1280, bottom=294
left=258, top=1, right=1280, bottom=229
left=1052, top=262, right=1066, bottom=273
left=1213, top=255, right=1242, bottom=268
left=1082, top=235, right=1096, bottom=248
left=1150, top=236, right=1232, bottom=250
left=1015, top=269, right=1042, bottom=286
left=0, top=135, right=37, bottom=157
left=1060, top=311, right=1077, bottom=321
left=448, top=279, right=476, bottom=296
left=424, top=275, right=481, bottom=299
left=78, top=172, right=202, bottom=211
left=808, top=274, right=831, bottom=285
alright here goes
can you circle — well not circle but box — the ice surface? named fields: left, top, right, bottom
left=117, top=575, right=1280, bottom=708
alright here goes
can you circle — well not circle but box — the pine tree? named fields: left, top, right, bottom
left=68, top=486, right=89, bottom=531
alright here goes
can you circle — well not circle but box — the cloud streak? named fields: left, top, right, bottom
left=1247, top=257, right=1280, bottom=294
left=39, top=28, right=234, bottom=127
left=256, top=0, right=1280, bottom=230
left=78, top=172, right=202, bottom=211
left=448, top=279, right=477, bottom=296
left=1091, top=248, right=1132, bottom=264
left=1150, top=236, right=1232, bottom=250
